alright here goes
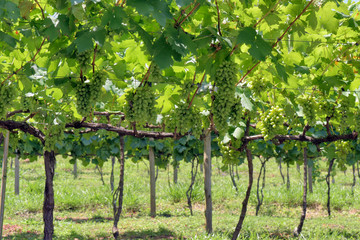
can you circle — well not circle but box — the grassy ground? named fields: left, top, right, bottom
left=2, top=155, right=360, bottom=239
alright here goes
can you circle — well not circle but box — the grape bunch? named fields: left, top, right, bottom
left=295, top=141, right=307, bottom=150
left=212, top=59, right=238, bottom=135
left=0, top=84, right=15, bottom=117
left=124, top=85, right=156, bottom=124
left=229, top=98, right=243, bottom=125
left=248, top=76, right=264, bottom=95
left=258, top=106, right=285, bottom=141
left=297, top=95, right=316, bottom=125
left=75, top=81, right=92, bottom=116
left=319, top=100, right=336, bottom=117
left=221, top=145, right=241, bottom=165
left=335, top=140, right=351, bottom=161
left=181, top=80, right=195, bottom=97
left=21, top=96, right=33, bottom=112
left=338, top=96, right=350, bottom=132
left=76, top=50, right=92, bottom=69
left=9, top=132, right=19, bottom=151
left=149, top=64, right=162, bottom=82
left=89, top=70, right=106, bottom=102
left=75, top=71, right=107, bottom=116
left=354, top=110, right=360, bottom=138
left=44, top=120, right=66, bottom=151
left=171, top=102, right=202, bottom=138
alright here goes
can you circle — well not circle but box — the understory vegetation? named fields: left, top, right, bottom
left=3, top=156, right=360, bottom=239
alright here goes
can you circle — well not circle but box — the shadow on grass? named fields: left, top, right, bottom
left=120, top=226, right=178, bottom=239
left=4, top=232, right=41, bottom=240
left=56, top=216, right=112, bottom=223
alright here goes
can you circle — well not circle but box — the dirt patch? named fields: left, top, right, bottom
left=322, top=223, right=345, bottom=229
left=348, top=209, right=360, bottom=215
left=3, top=224, right=22, bottom=235
left=192, top=203, right=205, bottom=212
left=22, top=158, right=30, bottom=163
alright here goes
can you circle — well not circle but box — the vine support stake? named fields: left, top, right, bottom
left=14, top=152, right=20, bottom=195
left=149, top=138, right=156, bottom=218
left=0, top=131, right=10, bottom=238
left=203, top=128, right=212, bottom=234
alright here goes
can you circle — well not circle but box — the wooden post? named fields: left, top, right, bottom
left=149, top=138, right=156, bottom=217
left=203, top=129, right=212, bottom=234
left=14, top=153, right=20, bottom=195
left=73, top=159, right=77, bottom=179
left=0, top=131, right=10, bottom=238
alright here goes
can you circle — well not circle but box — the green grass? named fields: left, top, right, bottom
left=2, top=156, right=360, bottom=239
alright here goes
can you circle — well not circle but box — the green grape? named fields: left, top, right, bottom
left=76, top=50, right=92, bottom=69
left=337, top=96, right=350, bottom=133
left=0, top=83, right=15, bottom=117
left=354, top=110, right=360, bottom=142
left=181, top=80, right=195, bottom=97
left=149, top=64, right=162, bottom=82
left=258, top=106, right=285, bottom=141
left=21, top=96, right=32, bottom=111
left=171, top=102, right=202, bottom=138
left=212, top=59, right=238, bottom=135
left=335, top=140, right=351, bottom=161
left=283, top=140, right=295, bottom=151
left=21, top=93, right=42, bottom=113
left=124, top=84, right=156, bottom=124
left=9, top=132, right=19, bottom=151
left=44, top=119, right=65, bottom=151
left=319, top=100, right=336, bottom=117
left=229, top=98, right=243, bottom=125
left=297, top=95, right=316, bottom=125
left=220, top=145, right=241, bottom=165
left=75, top=81, right=92, bottom=116
left=75, top=71, right=107, bottom=116
left=294, top=141, right=307, bottom=151
left=89, top=70, right=106, bottom=102
left=247, top=76, right=263, bottom=95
